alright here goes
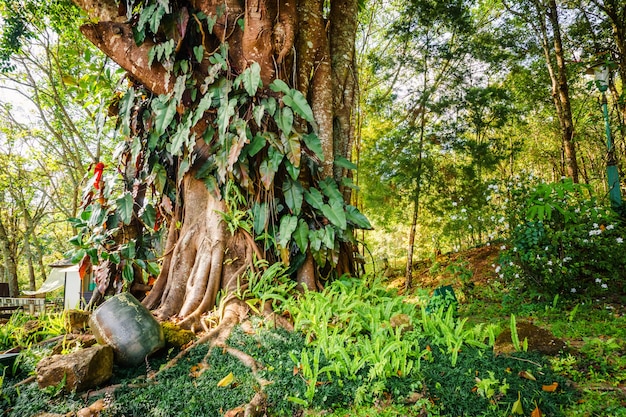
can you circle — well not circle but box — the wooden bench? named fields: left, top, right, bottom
left=0, top=305, right=23, bottom=319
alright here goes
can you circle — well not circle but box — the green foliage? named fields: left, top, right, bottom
left=0, top=312, right=66, bottom=351
left=498, top=178, right=626, bottom=295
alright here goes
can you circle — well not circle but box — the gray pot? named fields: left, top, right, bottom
left=89, top=292, right=164, bottom=366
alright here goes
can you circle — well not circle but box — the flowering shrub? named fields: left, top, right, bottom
left=497, top=179, right=626, bottom=295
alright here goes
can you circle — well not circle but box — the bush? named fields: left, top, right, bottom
left=498, top=179, right=626, bottom=295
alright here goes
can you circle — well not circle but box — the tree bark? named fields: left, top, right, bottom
left=73, top=0, right=361, bottom=326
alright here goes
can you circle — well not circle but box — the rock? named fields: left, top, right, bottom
left=36, top=344, right=113, bottom=393
left=51, top=334, right=97, bottom=355
left=65, top=310, right=91, bottom=333
left=494, top=322, right=566, bottom=355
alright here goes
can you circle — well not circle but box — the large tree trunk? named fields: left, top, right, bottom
left=73, top=0, right=362, bottom=328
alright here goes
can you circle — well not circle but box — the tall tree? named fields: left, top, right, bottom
left=505, top=0, right=580, bottom=182
left=61, top=0, right=369, bottom=330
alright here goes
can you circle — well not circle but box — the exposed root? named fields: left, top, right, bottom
left=224, top=391, right=267, bottom=417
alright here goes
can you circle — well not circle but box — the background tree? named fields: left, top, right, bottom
left=0, top=0, right=120, bottom=294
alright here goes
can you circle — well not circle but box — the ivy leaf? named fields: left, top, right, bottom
left=321, top=225, right=336, bottom=249
left=141, top=204, right=157, bottom=229
left=247, top=133, right=266, bottom=157
left=304, top=188, right=325, bottom=211
left=282, top=132, right=301, bottom=167
left=259, top=147, right=284, bottom=190
left=152, top=96, right=177, bottom=135
left=270, top=79, right=290, bottom=94
left=283, top=90, right=315, bottom=123
left=319, top=178, right=343, bottom=201
left=284, top=160, right=300, bottom=181
left=321, top=199, right=347, bottom=230
left=241, top=62, right=261, bottom=96
left=120, top=240, right=136, bottom=260
left=119, top=88, right=136, bottom=136
left=217, top=97, right=237, bottom=139
left=294, top=220, right=309, bottom=253
left=309, top=228, right=323, bottom=252
left=168, top=114, right=192, bottom=156
left=252, top=202, right=268, bottom=235
left=334, top=156, right=357, bottom=170
left=116, top=192, right=134, bottom=225
left=192, top=93, right=213, bottom=126
left=275, top=107, right=293, bottom=137
left=122, top=262, right=134, bottom=283
left=283, top=178, right=303, bottom=215
left=193, top=45, right=204, bottom=63
left=253, top=104, right=265, bottom=126
left=264, top=97, right=277, bottom=116
left=152, top=162, right=167, bottom=194
left=345, top=205, right=372, bottom=229
left=278, top=215, right=298, bottom=247
left=302, top=133, right=324, bottom=161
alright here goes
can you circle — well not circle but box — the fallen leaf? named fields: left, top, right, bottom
left=542, top=382, right=559, bottom=392
left=512, top=392, right=524, bottom=415
left=518, top=370, right=536, bottom=381
left=293, top=366, right=300, bottom=376
left=531, top=403, right=543, bottom=417
left=217, top=372, right=234, bottom=387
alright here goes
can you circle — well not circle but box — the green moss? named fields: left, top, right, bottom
left=161, top=321, right=195, bottom=349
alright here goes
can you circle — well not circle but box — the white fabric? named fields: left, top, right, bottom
left=23, top=266, right=76, bottom=295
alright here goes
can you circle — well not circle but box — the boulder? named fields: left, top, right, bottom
left=36, top=344, right=113, bottom=393
left=494, top=322, right=566, bottom=356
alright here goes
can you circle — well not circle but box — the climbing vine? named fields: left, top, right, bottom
left=69, top=0, right=370, bottom=296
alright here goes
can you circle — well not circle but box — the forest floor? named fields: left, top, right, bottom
left=2, top=245, right=626, bottom=416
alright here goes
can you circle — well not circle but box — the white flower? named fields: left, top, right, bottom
left=606, top=224, right=614, bottom=230
left=570, top=288, right=577, bottom=293
left=514, top=273, right=520, bottom=279
left=452, top=201, right=457, bottom=207
left=468, top=224, right=473, bottom=229
left=487, top=242, right=491, bottom=246
left=509, top=262, right=514, bottom=266
left=617, top=237, right=624, bottom=244
left=595, top=278, right=602, bottom=284
left=495, top=266, right=501, bottom=273
left=601, top=283, right=608, bottom=289
left=461, top=208, right=467, bottom=213
left=593, top=223, right=599, bottom=228
left=547, top=260, right=553, bottom=266
left=500, top=245, right=507, bottom=250
left=513, top=247, right=517, bottom=252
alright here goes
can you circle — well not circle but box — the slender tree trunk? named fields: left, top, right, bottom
left=0, top=218, right=19, bottom=296
left=546, top=0, right=579, bottom=182
left=405, top=108, right=426, bottom=290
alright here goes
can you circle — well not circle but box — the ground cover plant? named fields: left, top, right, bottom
left=2, top=275, right=582, bottom=417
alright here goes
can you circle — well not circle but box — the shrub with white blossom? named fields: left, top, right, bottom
left=497, top=178, right=626, bottom=295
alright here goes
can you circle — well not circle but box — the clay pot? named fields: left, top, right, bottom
left=89, top=292, right=164, bottom=366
